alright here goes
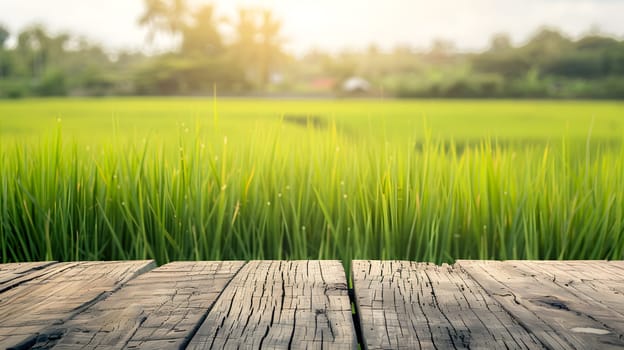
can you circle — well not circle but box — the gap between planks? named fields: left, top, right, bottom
left=1, top=260, right=623, bottom=350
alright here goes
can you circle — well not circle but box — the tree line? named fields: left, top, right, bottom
left=0, top=0, right=623, bottom=98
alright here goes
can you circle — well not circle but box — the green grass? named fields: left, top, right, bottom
left=1, top=98, right=623, bottom=264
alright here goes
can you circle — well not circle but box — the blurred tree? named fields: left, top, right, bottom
left=429, top=39, right=455, bottom=61
left=181, top=4, right=223, bottom=56
left=37, top=69, right=66, bottom=96
left=523, top=28, right=572, bottom=62
left=138, top=0, right=189, bottom=42
left=324, top=52, right=357, bottom=81
left=0, top=24, right=9, bottom=79
left=2, top=5, right=624, bottom=99
left=16, top=26, right=71, bottom=84
left=16, top=25, right=50, bottom=79
left=489, top=33, right=512, bottom=52
left=576, top=35, right=618, bottom=51
left=0, top=24, right=9, bottom=49
left=230, top=9, right=259, bottom=88
left=544, top=52, right=603, bottom=78
left=257, top=9, right=283, bottom=89
left=228, top=9, right=285, bottom=89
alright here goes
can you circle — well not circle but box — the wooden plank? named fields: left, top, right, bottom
left=187, top=260, right=357, bottom=350
left=0, top=262, right=55, bottom=279
left=459, top=260, right=624, bottom=349
left=519, top=260, right=624, bottom=293
left=534, top=260, right=624, bottom=281
left=34, top=261, right=245, bottom=350
left=0, top=260, right=154, bottom=349
left=352, top=260, right=544, bottom=350
left=0, top=262, right=57, bottom=293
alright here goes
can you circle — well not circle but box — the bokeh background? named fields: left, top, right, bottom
left=1, top=0, right=623, bottom=98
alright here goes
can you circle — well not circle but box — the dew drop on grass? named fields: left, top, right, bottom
left=301, top=226, right=306, bottom=231
left=267, top=201, right=271, bottom=206
left=278, top=193, right=282, bottom=198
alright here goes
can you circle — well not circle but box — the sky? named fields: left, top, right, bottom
left=1, top=0, right=624, bottom=55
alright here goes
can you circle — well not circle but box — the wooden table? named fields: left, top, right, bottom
left=0, top=260, right=622, bottom=349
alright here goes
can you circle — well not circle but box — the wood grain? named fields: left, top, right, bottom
left=0, top=262, right=57, bottom=294
left=0, top=260, right=154, bottom=349
left=187, top=260, right=357, bottom=350
left=459, top=260, right=624, bottom=349
left=2, top=259, right=623, bottom=349
left=352, top=260, right=544, bottom=349
left=37, top=261, right=245, bottom=350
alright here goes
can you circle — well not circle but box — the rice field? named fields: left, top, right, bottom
left=1, top=98, right=623, bottom=265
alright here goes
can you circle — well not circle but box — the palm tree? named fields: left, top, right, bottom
left=231, top=9, right=284, bottom=89
left=181, top=4, right=223, bottom=56
left=258, top=10, right=283, bottom=89
left=231, top=9, right=260, bottom=86
left=138, top=0, right=189, bottom=43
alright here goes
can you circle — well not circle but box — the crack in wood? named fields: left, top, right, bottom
left=186, top=260, right=357, bottom=349
left=2, top=260, right=623, bottom=349
left=0, top=261, right=155, bottom=350
left=353, top=260, right=545, bottom=349
left=459, top=260, right=624, bottom=349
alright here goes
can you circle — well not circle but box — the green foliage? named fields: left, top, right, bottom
left=0, top=80, right=28, bottom=99
left=0, top=24, right=8, bottom=49
left=134, top=55, right=247, bottom=95
left=36, top=69, right=67, bottom=96
left=0, top=18, right=623, bottom=98
left=1, top=99, right=623, bottom=264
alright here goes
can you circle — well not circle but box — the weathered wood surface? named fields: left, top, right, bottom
left=0, top=262, right=56, bottom=293
left=459, top=260, right=624, bottom=350
left=0, top=261, right=154, bottom=349
left=0, top=260, right=623, bottom=350
left=187, top=260, right=357, bottom=350
left=352, top=260, right=544, bottom=349
left=39, top=261, right=244, bottom=350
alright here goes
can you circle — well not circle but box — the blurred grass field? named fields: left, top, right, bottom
left=1, top=98, right=623, bottom=142
left=1, top=98, right=623, bottom=264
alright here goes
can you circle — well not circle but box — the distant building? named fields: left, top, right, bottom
left=342, top=77, right=371, bottom=93
left=310, top=77, right=337, bottom=91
